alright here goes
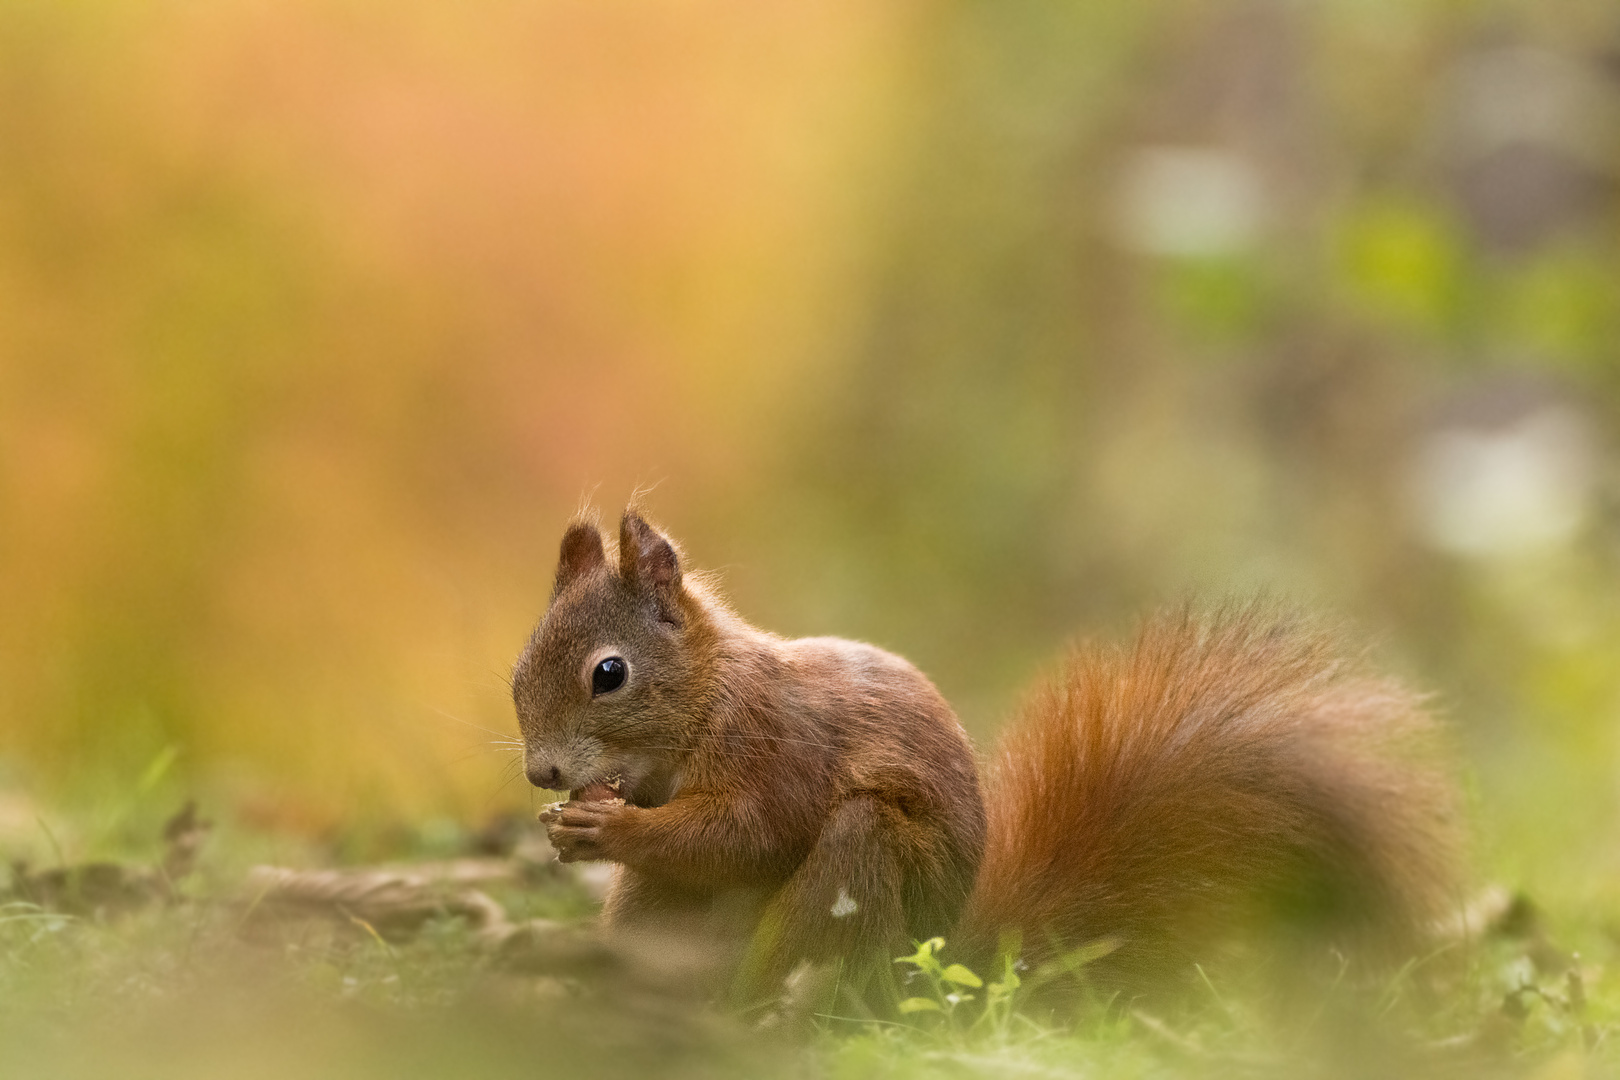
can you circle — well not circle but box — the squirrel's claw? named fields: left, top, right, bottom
left=542, top=798, right=627, bottom=862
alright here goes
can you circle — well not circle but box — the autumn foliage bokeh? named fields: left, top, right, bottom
left=1, top=1, right=901, bottom=817
left=4, top=1, right=1620, bottom=892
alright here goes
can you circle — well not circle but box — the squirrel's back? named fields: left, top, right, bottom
left=957, top=605, right=1462, bottom=992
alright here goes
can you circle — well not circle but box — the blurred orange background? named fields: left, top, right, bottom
left=3, top=1, right=1619, bottom=894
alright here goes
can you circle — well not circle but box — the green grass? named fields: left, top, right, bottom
left=2, top=804, right=1616, bottom=1080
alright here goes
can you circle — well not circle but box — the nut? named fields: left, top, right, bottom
left=571, top=775, right=624, bottom=803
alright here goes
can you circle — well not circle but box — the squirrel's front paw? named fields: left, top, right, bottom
left=539, top=798, right=626, bottom=862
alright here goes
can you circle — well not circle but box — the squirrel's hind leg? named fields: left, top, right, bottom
left=732, top=795, right=915, bottom=1013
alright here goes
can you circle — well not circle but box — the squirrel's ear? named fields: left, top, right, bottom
left=553, top=521, right=606, bottom=597
left=619, top=510, right=683, bottom=626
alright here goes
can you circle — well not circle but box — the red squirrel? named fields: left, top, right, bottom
left=513, top=509, right=1460, bottom=1003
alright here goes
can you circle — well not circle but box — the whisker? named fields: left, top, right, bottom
left=426, top=705, right=521, bottom=743
left=495, top=757, right=526, bottom=789
left=448, top=744, right=525, bottom=767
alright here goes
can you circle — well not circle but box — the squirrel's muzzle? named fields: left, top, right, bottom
left=525, top=760, right=565, bottom=790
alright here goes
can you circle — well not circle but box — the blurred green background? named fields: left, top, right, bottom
left=2, top=0, right=1619, bottom=902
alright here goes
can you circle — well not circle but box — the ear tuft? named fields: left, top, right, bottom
left=553, top=521, right=606, bottom=596
left=619, top=511, right=683, bottom=625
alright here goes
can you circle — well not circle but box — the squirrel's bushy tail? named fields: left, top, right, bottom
left=956, top=605, right=1462, bottom=992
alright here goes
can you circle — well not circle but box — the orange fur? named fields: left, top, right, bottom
left=517, top=510, right=984, bottom=1002
left=517, top=513, right=1463, bottom=1006
left=957, top=604, right=1462, bottom=991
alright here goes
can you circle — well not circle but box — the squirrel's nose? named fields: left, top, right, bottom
left=526, top=760, right=564, bottom=789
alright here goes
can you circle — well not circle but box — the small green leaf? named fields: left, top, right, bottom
left=898, top=997, right=942, bottom=1013
left=940, top=964, right=983, bottom=988
left=895, top=937, right=947, bottom=975
left=990, top=961, right=1021, bottom=997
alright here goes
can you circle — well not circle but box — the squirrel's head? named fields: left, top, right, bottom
left=511, top=509, right=711, bottom=805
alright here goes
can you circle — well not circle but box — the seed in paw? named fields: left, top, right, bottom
left=571, top=776, right=624, bottom=803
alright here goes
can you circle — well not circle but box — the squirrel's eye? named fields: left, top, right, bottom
left=591, top=657, right=627, bottom=696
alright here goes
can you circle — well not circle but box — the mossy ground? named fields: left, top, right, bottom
left=2, top=800, right=1614, bottom=1080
